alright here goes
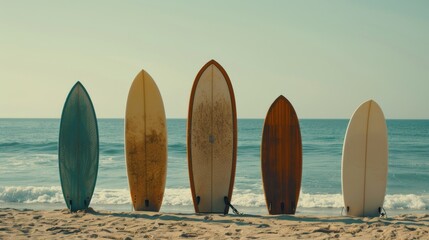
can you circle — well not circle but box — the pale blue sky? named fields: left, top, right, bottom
left=1, top=1, right=428, bottom=119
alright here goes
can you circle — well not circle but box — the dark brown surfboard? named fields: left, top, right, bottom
left=261, top=95, right=302, bottom=215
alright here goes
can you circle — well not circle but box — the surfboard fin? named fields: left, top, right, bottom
left=145, top=199, right=149, bottom=207
left=196, top=196, right=200, bottom=205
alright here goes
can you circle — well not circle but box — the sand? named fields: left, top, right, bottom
left=0, top=208, right=428, bottom=239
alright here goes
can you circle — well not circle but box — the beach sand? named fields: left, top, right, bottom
left=0, top=208, right=428, bottom=239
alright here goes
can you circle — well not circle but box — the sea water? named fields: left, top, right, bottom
left=0, top=119, right=428, bottom=215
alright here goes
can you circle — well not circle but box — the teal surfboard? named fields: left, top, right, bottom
left=59, top=81, right=99, bottom=212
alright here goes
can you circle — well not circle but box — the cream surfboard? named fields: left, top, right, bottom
left=342, top=100, right=388, bottom=217
left=125, top=70, right=167, bottom=211
left=187, top=60, right=237, bottom=213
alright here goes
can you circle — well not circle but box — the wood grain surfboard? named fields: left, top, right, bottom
left=187, top=60, right=237, bottom=213
left=342, top=100, right=388, bottom=217
left=261, top=95, right=302, bottom=215
left=125, top=69, right=167, bottom=212
left=59, top=81, right=99, bottom=212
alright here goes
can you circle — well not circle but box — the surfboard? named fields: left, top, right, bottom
left=58, top=81, right=99, bottom=212
left=342, top=100, right=388, bottom=217
left=125, top=69, right=167, bottom=212
left=261, top=95, right=302, bottom=215
left=187, top=60, right=237, bottom=213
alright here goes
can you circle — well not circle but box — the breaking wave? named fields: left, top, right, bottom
left=1, top=186, right=428, bottom=210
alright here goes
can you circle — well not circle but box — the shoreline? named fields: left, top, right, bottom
left=1, top=207, right=428, bottom=239
left=2, top=202, right=428, bottom=217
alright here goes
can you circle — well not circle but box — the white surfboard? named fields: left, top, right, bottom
left=342, top=100, right=388, bottom=217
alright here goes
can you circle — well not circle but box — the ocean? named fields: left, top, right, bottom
left=0, top=119, right=428, bottom=216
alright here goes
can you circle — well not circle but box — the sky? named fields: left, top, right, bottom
left=1, top=1, right=428, bottom=119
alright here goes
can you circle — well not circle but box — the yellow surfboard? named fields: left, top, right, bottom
left=125, top=70, right=167, bottom=211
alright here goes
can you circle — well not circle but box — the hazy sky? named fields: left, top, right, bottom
left=1, top=1, right=428, bottom=119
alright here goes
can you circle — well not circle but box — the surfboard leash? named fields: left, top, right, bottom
left=340, top=206, right=350, bottom=216
left=379, top=207, right=387, bottom=218
left=224, top=197, right=243, bottom=215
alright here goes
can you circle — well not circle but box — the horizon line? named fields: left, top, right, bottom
left=1, top=117, right=428, bottom=121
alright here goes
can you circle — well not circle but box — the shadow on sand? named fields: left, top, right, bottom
left=52, top=207, right=429, bottom=228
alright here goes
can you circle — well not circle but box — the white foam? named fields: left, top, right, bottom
left=92, top=188, right=130, bottom=204
left=231, top=191, right=265, bottom=207
left=0, top=186, right=428, bottom=210
left=384, top=194, right=429, bottom=210
left=162, top=188, right=193, bottom=206
left=298, top=193, right=344, bottom=208
left=0, top=186, right=63, bottom=203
